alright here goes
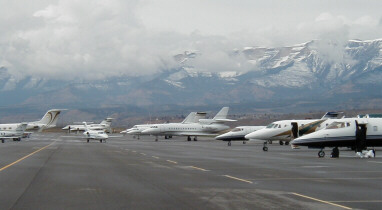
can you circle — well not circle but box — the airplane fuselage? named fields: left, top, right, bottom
left=142, top=122, right=230, bottom=136
left=215, top=126, right=265, bottom=141
left=291, top=118, right=382, bottom=148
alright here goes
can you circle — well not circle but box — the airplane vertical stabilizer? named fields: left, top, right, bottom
left=33, top=109, right=64, bottom=127
left=213, top=107, right=229, bottom=120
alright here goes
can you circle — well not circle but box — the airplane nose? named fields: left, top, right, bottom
left=215, top=134, right=227, bottom=140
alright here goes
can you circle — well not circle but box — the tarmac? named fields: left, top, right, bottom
left=0, top=133, right=381, bottom=210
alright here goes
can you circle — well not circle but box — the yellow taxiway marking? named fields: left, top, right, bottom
left=292, top=193, right=352, bottom=209
left=152, top=156, right=159, bottom=159
left=140, top=153, right=146, bottom=156
left=223, top=175, right=253, bottom=184
left=166, top=160, right=177, bottom=164
left=0, top=143, right=54, bottom=172
left=188, top=166, right=209, bottom=171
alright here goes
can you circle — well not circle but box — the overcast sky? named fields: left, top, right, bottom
left=1, top=0, right=381, bottom=80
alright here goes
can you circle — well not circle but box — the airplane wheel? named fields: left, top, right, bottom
left=155, top=138, right=158, bottom=142
left=318, top=150, right=325, bottom=158
left=279, top=141, right=284, bottom=145
left=187, top=136, right=191, bottom=141
left=228, top=141, right=231, bottom=146
left=243, top=141, right=246, bottom=144
left=285, top=141, right=289, bottom=145
left=193, top=137, right=197, bottom=141
left=1, top=140, right=4, bottom=143
left=87, top=139, right=89, bottom=143
left=100, top=139, right=102, bottom=143
left=263, top=146, right=268, bottom=151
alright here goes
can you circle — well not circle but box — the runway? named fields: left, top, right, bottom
left=0, top=133, right=381, bottom=209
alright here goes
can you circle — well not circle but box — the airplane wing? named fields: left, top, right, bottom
left=214, top=119, right=237, bottom=122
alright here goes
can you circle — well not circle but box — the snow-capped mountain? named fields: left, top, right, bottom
left=0, top=39, right=382, bottom=112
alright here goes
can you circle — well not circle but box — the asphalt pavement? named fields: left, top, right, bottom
left=0, top=133, right=381, bottom=209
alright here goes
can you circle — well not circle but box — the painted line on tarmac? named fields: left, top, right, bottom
left=368, top=161, right=382, bottom=164
left=166, top=160, right=178, bottom=164
left=132, top=151, right=137, bottom=153
left=223, top=175, right=253, bottom=184
left=152, top=156, right=159, bottom=159
left=140, top=153, right=146, bottom=156
left=188, top=166, right=209, bottom=172
left=247, top=177, right=382, bottom=181
left=291, top=193, right=352, bottom=209
left=0, top=142, right=54, bottom=172
left=328, top=200, right=382, bottom=203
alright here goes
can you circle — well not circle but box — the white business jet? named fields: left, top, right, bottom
left=121, top=112, right=207, bottom=139
left=141, top=107, right=235, bottom=141
left=0, top=123, right=28, bottom=143
left=291, top=116, right=382, bottom=158
left=83, top=122, right=108, bottom=143
left=63, top=118, right=113, bottom=133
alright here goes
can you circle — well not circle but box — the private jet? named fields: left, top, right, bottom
left=63, top=118, right=113, bottom=133
left=0, top=123, right=28, bottom=143
left=215, top=126, right=265, bottom=146
left=121, top=112, right=207, bottom=139
left=83, top=122, right=108, bottom=143
left=141, top=107, right=235, bottom=141
left=0, top=109, right=64, bottom=138
left=291, top=117, right=382, bottom=158
left=245, top=112, right=341, bottom=151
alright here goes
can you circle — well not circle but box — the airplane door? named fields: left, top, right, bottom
left=355, top=120, right=367, bottom=152
left=291, top=122, right=299, bottom=139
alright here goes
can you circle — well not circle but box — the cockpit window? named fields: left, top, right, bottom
left=326, top=122, right=350, bottom=129
left=273, top=124, right=278, bottom=128
left=266, top=123, right=274, bottom=128
left=231, top=128, right=242, bottom=132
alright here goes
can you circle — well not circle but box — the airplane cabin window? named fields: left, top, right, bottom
left=278, top=125, right=281, bottom=128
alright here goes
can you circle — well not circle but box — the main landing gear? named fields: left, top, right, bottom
left=331, top=147, right=339, bottom=158
left=228, top=141, right=231, bottom=146
left=187, top=136, right=191, bottom=141
left=263, top=141, right=268, bottom=151
left=279, top=141, right=284, bottom=145
left=193, top=137, right=197, bottom=141
left=155, top=136, right=158, bottom=142
left=243, top=141, right=246, bottom=144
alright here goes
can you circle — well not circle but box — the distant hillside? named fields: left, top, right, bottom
left=0, top=39, right=382, bottom=120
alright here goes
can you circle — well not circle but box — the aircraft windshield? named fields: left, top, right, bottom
left=231, top=128, right=242, bottom=132
left=326, top=122, right=351, bottom=129
left=266, top=123, right=275, bottom=128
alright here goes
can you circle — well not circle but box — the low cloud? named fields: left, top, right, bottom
left=0, top=1, right=381, bottom=81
